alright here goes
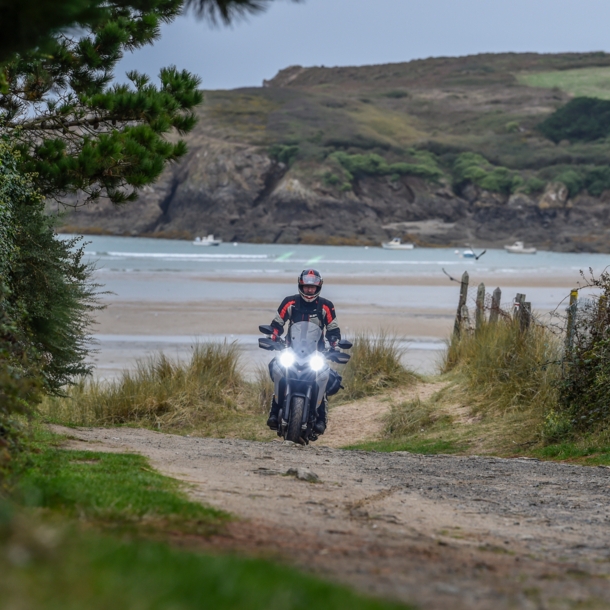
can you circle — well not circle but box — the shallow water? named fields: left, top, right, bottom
left=67, top=234, right=610, bottom=279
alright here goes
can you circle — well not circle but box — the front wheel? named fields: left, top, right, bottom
left=285, top=396, right=305, bottom=443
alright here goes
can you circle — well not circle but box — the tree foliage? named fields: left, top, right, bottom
left=538, top=97, right=610, bottom=143
left=0, top=141, right=97, bottom=395
left=0, top=0, right=289, bottom=62
left=1, top=0, right=205, bottom=205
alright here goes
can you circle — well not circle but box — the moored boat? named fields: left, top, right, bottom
left=504, top=241, right=536, bottom=254
left=381, top=237, right=414, bottom=250
left=193, top=234, right=222, bottom=246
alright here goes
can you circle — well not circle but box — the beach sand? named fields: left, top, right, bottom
left=89, top=271, right=581, bottom=380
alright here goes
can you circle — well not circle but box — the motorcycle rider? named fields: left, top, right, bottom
left=266, top=269, right=341, bottom=435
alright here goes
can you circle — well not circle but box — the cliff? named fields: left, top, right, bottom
left=57, top=52, right=610, bottom=251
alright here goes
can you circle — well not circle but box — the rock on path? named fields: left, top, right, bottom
left=57, top=426, right=610, bottom=610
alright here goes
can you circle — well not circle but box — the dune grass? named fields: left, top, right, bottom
left=40, top=343, right=274, bottom=439
left=443, top=318, right=561, bottom=417
left=339, top=332, right=418, bottom=402
left=41, top=334, right=417, bottom=436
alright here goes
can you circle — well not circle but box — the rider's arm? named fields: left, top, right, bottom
left=271, top=296, right=296, bottom=338
left=321, top=300, right=341, bottom=346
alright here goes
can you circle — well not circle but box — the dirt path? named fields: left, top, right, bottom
left=321, top=383, right=446, bottom=448
left=56, top=424, right=610, bottom=610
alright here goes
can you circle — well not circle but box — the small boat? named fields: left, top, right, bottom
left=193, top=234, right=222, bottom=246
left=381, top=237, right=414, bottom=250
left=504, top=241, right=537, bottom=255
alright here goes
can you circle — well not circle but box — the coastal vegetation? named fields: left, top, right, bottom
left=200, top=53, right=610, bottom=200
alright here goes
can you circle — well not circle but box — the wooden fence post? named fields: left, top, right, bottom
left=475, top=282, right=485, bottom=331
left=453, top=271, right=469, bottom=339
left=514, top=293, right=525, bottom=322
left=522, top=302, right=532, bottom=332
left=490, top=287, right=501, bottom=324
left=565, top=289, right=578, bottom=352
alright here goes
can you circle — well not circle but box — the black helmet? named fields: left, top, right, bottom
left=298, top=269, right=323, bottom=302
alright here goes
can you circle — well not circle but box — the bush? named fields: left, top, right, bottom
left=0, top=141, right=96, bottom=394
left=329, top=151, right=443, bottom=184
left=453, top=152, right=523, bottom=195
left=340, top=333, right=417, bottom=401
left=444, top=318, right=561, bottom=415
left=268, top=144, right=299, bottom=166
left=537, top=164, right=610, bottom=197
left=558, top=271, right=610, bottom=434
left=538, top=97, right=610, bottom=143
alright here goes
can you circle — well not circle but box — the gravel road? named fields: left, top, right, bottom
left=58, top=426, right=610, bottom=610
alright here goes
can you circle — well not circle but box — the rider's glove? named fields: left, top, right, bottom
left=271, top=328, right=280, bottom=342
left=329, top=339, right=338, bottom=351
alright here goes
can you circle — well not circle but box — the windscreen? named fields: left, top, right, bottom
left=289, top=321, right=322, bottom=358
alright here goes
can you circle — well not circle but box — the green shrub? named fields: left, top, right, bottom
left=329, top=151, right=443, bottom=184
left=340, top=333, right=417, bottom=401
left=322, top=171, right=341, bottom=186
left=537, top=164, right=610, bottom=197
left=538, top=97, right=610, bottom=143
left=558, top=272, right=610, bottom=434
left=0, top=141, right=96, bottom=394
left=521, top=177, right=546, bottom=194
left=268, top=144, right=299, bottom=166
left=453, top=152, right=523, bottom=195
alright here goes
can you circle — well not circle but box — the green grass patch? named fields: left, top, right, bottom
left=348, top=437, right=467, bottom=454
left=12, top=444, right=226, bottom=533
left=532, top=442, right=610, bottom=466
left=0, top=520, right=411, bottom=610
left=517, top=67, right=610, bottom=100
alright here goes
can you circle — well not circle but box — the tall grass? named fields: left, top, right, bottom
left=340, top=332, right=417, bottom=401
left=41, top=343, right=267, bottom=434
left=443, top=319, right=561, bottom=416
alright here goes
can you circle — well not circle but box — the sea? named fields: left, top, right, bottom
left=66, top=235, right=610, bottom=378
left=75, top=234, right=610, bottom=279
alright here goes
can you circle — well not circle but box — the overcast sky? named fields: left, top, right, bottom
left=117, top=0, right=610, bottom=90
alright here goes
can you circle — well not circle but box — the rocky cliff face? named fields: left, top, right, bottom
left=58, top=134, right=610, bottom=252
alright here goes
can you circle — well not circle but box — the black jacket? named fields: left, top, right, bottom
left=270, top=295, right=341, bottom=346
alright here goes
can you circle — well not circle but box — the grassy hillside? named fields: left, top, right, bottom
left=196, top=52, right=610, bottom=198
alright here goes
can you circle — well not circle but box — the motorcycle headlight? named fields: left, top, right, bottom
left=309, top=353, right=325, bottom=372
left=279, top=350, right=295, bottom=368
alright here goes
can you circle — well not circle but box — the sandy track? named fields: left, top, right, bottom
left=56, top=425, right=610, bottom=610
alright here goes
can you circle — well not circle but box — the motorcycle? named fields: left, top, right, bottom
left=258, top=321, right=352, bottom=444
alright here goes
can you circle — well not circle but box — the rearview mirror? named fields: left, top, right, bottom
left=259, top=324, right=275, bottom=335
left=337, top=339, right=353, bottom=350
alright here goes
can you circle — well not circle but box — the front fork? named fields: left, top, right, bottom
left=279, top=383, right=315, bottom=434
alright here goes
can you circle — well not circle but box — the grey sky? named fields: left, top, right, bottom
left=117, top=0, right=610, bottom=90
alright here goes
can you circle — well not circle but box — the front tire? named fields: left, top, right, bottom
left=285, top=396, right=305, bottom=443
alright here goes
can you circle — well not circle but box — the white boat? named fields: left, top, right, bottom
left=381, top=237, right=414, bottom=250
left=456, top=247, right=476, bottom=258
left=193, top=234, right=222, bottom=247
left=504, top=241, right=537, bottom=255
